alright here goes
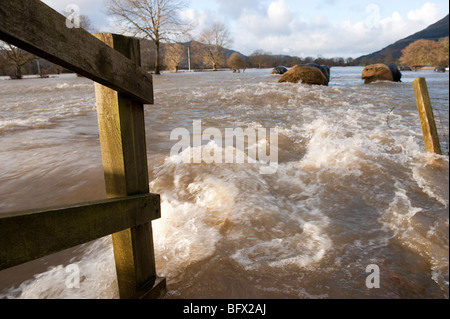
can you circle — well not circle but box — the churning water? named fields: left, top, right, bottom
left=0, top=67, right=448, bottom=299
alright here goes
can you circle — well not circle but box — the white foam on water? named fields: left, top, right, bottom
left=231, top=221, right=332, bottom=271
left=0, top=77, right=96, bottom=133
left=381, top=182, right=449, bottom=296
left=152, top=172, right=237, bottom=281
left=149, top=140, right=334, bottom=282
left=0, top=118, right=52, bottom=132
left=150, top=146, right=240, bottom=281
left=411, top=155, right=449, bottom=208
left=1, top=68, right=448, bottom=298
left=1, top=237, right=118, bottom=299
left=381, top=184, right=423, bottom=237
left=298, top=118, right=365, bottom=174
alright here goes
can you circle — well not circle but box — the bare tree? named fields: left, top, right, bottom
left=62, top=9, right=95, bottom=32
left=108, top=0, right=194, bottom=75
left=80, top=15, right=95, bottom=32
left=198, top=22, right=232, bottom=71
left=0, top=50, right=9, bottom=75
left=249, top=50, right=266, bottom=69
left=163, top=43, right=186, bottom=72
left=0, top=41, right=34, bottom=79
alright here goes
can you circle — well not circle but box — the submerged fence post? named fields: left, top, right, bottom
left=412, top=77, right=442, bottom=155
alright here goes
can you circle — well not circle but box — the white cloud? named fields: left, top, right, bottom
left=407, top=2, right=441, bottom=25
left=267, top=0, right=292, bottom=26
left=214, top=0, right=264, bottom=18
left=41, top=0, right=448, bottom=58
left=236, top=0, right=296, bottom=41
left=231, top=1, right=447, bottom=58
left=42, top=0, right=112, bottom=32
left=179, top=8, right=208, bottom=31
left=313, top=15, right=328, bottom=27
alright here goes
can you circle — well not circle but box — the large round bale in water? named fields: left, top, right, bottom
left=272, top=66, right=288, bottom=75
left=386, top=63, right=402, bottom=82
left=362, top=63, right=402, bottom=84
left=307, top=63, right=330, bottom=83
left=278, top=64, right=329, bottom=86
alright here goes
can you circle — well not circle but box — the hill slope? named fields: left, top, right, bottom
left=356, top=14, right=449, bottom=64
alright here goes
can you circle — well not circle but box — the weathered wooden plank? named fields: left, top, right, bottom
left=0, top=194, right=161, bottom=271
left=0, top=0, right=153, bottom=104
left=94, top=33, right=164, bottom=299
left=412, top=77, right=442, bottom=155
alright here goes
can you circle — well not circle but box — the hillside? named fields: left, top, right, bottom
left=356, top=14, right=449, bottom=64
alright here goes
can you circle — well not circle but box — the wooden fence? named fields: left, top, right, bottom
left=0, top=0, right=165, bottom=299
left=412, top=77, right=442, bottom=155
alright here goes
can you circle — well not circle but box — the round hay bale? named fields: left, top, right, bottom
left=272, top=66, right=288, bottom=75
left=361, top=63, right=394, bottom=84
left=278, top=65, right=329, bottom=86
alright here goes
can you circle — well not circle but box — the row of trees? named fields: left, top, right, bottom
left=3, top=35, right=448, bottom=77
left=0, top=38, right=362, bottom=77
left=143, top=42, right=361, bottom=73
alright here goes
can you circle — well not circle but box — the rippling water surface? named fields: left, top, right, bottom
left=0, top=67, right=448, bottom=299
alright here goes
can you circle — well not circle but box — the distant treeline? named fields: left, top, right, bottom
left=1, top=37, right=448, bottom=77
left=140, top=40, right=361, bottom=73
left=0, top=39, right=360, bottom=78
left=245, top=52, right=359, bottom=69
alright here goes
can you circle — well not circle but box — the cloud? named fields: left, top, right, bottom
left=407, top=2, right=442, bottom=24
left=237, top=0, right=296, bottom=39
left=231, top=1, right=447, bottom=58
left=180, top=8, right=208, bottom=29
left=267, top=0, right=294, bottom=32
left=41, top=0, right=448, bottom=58
left=42, top=0, right=111, bottom=31
left=214, top=0, right=265, bottom=18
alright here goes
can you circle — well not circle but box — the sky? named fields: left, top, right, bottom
left=42, top=0, right=449, bottom=58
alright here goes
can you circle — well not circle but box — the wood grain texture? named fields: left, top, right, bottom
left=0, top=194, right=160, bottom=271
left=413, top=77, right=442, bottom=155
left=0, top=1, right=163, bottom=297
left=94, top=33, right=162, bottom=299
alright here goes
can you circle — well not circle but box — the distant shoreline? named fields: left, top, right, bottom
left=1, top=65, right=448, bottom=81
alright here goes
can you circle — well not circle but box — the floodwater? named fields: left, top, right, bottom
left=0, top=67, right=448, bottom=299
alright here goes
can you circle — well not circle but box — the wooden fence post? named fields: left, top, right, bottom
left=93, top=33, right=165, bottom=299
left=1, top=1, right=166, bottom=299
left=412, top=77, right=442, bottom=155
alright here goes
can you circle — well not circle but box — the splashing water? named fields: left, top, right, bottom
left=0, top=68, right=448, bottom=299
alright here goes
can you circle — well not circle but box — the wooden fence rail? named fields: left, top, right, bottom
left=0, top=0, right=165, bottom=299
left=0, top=0, right=153, bottom=104
left=0, top=194, right=160, bottom=270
